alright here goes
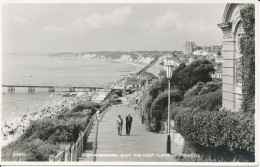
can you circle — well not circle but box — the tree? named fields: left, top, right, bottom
left=150, top=89, right=183, bottom=131
left=240, top=4, right=255, bottom=113
left=170, top=63, right=189, bottom=93
left=170, top=60, right=215, bottom=93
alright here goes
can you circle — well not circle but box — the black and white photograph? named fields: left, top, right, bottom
left=0, top=0, right=258, bottom=165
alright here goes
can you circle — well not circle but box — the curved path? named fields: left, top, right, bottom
left=80, top=105, right=182, bottom=162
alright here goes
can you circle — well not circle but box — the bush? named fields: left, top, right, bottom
left=2, top=139, right=59, bottom=161
left=148, top=81, right=162, bottom=100
left=139, top=94, right=153, bottom=123
left=20, top=118, right=88, bottom=144
left=114, top=90, right=123, bottom=97
left=240, top=4, right=255, bottom=113
left=184, top=82, right=204, bottom=98
left=99, top=102, right=111, bottom=112
left=171, top=60, right=215, bottom=93
left=70, top=104, right=87, bottom=112
left=111, top=94, right=119, bottom=99
left=150, top=89, right=183, bottom=132
left=174, top=109, right=255, bottom=161
left=115, top=99, right=122, bottom=103
left=181, top=88, right=222, bottom=111
left=199, top=80, right=221, bottom=95
left=71, top=102, right=101, bottom=113
left=2, top=97, right=112, bottom=161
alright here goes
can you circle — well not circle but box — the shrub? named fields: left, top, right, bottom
left=2, top=96, right=112, bottom=161
left=174, top=109, right=255, bottom=161
left=83, top=102, right=101, bottom=111
left=20, top=118, right=88, bottom=144
left=181, top=88, right=222, bottom=111
left=240, top=4, right=255, bottom=113
left=140, top=94, right=153, bottom=123
left=114, top=90, right=123, bottom=97
left=111, top=94, right=119, bottom=99
left=171, top=60, right=215, bottom=93
left=148, top=81, right=163, bottom=100
left=2, top=139, right=59, bottom=161
left=71, top=102, right=101, bottom=113
left=70, top=104, right=87, bottom=112
left=199, top=80, right=222, bottom=95
left=115, top=99, right=122, bottom=103
left=150, top=89, right=183, bottom=132
left=99, top=102, right=111, bottom=112
left=170, top=105, right=192, bottom=120
left=184, top=82, right=204, bottom=98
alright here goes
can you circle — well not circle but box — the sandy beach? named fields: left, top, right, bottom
left=1, top=90, right=109, bottom=147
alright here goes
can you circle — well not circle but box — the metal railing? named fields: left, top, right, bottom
left=48, top=102, right=126, bottom=162
left=49, top=113, right=95, bottom=162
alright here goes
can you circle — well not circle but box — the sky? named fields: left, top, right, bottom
left=2, top=3, right=226, bottom=53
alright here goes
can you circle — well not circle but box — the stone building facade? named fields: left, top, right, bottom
left=183, top=41, right=196, bottom=55
left=218, top=4, right=245, bottom=111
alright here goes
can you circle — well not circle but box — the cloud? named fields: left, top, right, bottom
left=186, top=20, right=216, bottom=33
left=73, top=6, right=132, bottom=29
left=13, top=14, right=27, bottom=23
left=148, top=11, right=216, bottom=35
left=149, top=11, right=182, bottom=32
left=43, top=25, right=63, bottom=32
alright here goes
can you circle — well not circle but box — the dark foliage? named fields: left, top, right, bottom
left=113, top=90, right=123, bottom=97
left=170, top=60, right=215, bottom=93
left=70, top=102, right=100, bottom=113
left=240, top=4, right=255, bottom=113
left=181, top=88, right=222, bottom=111
left=2, top=101, right=109, bottom=161
left=149, top=89, right=183, bottom=132
left=174, top=109, right=255, bottom=161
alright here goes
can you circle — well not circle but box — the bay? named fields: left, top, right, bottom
left=2, top=54, right=141, bottom=121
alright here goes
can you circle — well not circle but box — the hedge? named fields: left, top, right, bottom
left=240, top=4, right=255, bottom=113
left=181, top=88, right=222, bottom=111
left=174, top=109, right=255, bottom=161
left=149, top=89, right=182, bottom=132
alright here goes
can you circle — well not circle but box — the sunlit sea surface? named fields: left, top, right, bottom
left=2, top=55, right=140, bottom=121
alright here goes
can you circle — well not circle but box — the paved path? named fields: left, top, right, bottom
left=90, top=105, right=182, bottom=162
left=79, top=117, right=98, bottom=161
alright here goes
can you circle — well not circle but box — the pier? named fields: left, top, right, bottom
left=2, top=84, right=109, bottom=93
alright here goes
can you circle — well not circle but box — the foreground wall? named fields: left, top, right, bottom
left=218, top=3, right=244, bottom=111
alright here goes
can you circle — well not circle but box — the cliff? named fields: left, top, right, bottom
left=48, top=51, right=163, bottom=65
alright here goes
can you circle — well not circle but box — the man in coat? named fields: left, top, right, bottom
left=126, top=114, right=133, bottom=135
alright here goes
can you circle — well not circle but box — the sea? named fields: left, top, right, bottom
left=2, top=54, right=141, bottom=122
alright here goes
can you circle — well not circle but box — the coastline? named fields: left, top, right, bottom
left=1, top=90, right=108, bottom=148
left=1, top=57, right=151, bottom=148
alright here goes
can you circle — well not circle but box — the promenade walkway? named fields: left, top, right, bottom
left=80, top=102, right=182, bottom=162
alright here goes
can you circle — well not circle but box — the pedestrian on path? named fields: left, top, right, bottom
left=116, top=115, right=123, bottom=135
left=126, top=114, right=133, bottom=135
left=96, top=110, right=101, bottom=122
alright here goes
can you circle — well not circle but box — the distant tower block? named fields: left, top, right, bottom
left=48, top=87, right=55, bottom=92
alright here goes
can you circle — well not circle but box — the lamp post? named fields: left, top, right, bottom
left=165, top=58, right=174, bottom=154
left=141, top=81, right=145, bottom=124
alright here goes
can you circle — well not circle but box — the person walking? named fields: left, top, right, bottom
left=96, top=110, right=101, bottom=122
left=116, top=115, right=123, bottom=135
left=126, top=114, right=133, bottom=135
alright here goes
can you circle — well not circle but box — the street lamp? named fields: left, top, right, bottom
left=141, top=85, right=145, bottom=124
left=164, top=57, right=175, bottom=154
